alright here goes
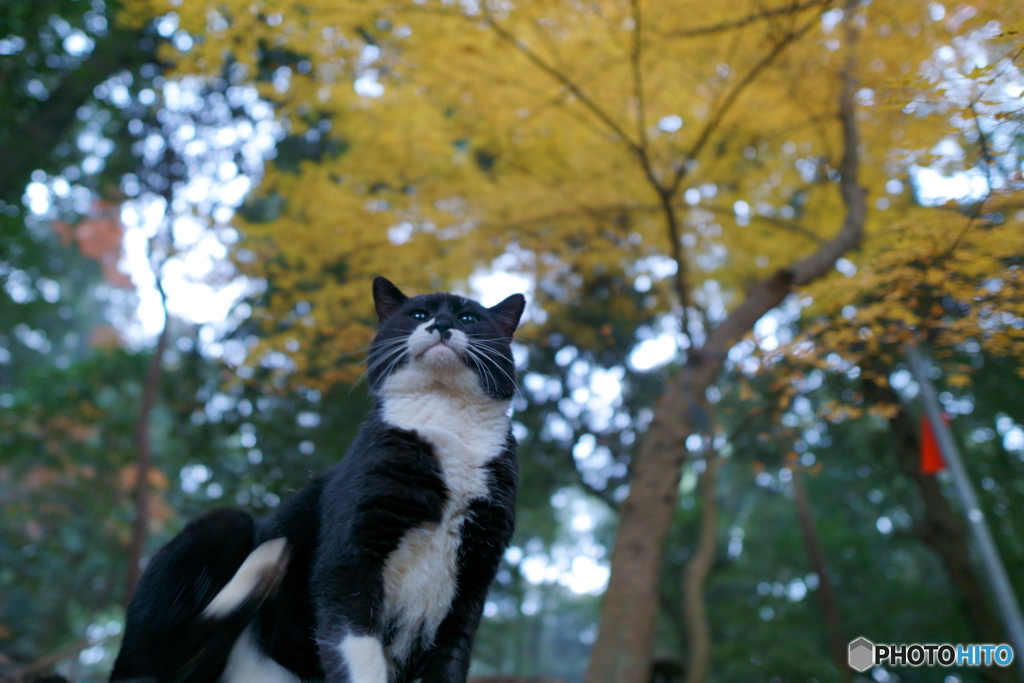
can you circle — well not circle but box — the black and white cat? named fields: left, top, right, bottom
left=110, top=277, right=525, bottom=683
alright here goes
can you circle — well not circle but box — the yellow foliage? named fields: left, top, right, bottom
left=773, top=198, right=1024, bottom=374
left=118, top=0, right=1024, bottom=384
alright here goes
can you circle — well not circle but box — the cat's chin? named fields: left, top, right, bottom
left=383, top=352, right=484, bottom=400
left=419, top=343, right=461, bottom=367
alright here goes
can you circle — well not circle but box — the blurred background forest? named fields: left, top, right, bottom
left=1, top=0, right=1023, bottom=681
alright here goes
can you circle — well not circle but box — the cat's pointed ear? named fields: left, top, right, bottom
left=373, top=277, right=408, bottom=323
left=489, top=294, right=526, bottom=338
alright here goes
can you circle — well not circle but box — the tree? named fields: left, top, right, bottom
left=0, top=351, right=165, bottom=676
left=114, top=0, right=1024, bottom=678
left=0, top=1, right=285, bottom=673
left=763, top=48, right=1024, bottom=663
left=0, top=0, right=150, bottom=387
left=0, top=0, right=152, bottom=201
left=762, top=208, right=1024, bottom=681
left=704, top=358, right=1020, bottom=683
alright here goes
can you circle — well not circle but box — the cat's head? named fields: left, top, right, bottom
left=366, top=277, right=525, bottom=401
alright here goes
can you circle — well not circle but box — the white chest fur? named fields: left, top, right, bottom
left=378, top=363, right=510, bottom=663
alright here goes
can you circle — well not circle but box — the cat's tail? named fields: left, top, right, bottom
left=109, top=508, right=290, bottom=683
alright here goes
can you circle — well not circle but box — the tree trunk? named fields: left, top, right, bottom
left=682, top=453, right=719, bottom=683
left=125, top=322, right=169, bottom=601
left=791, top=469, right=851, bottom=683
left=584, top=44, right=866, bottom=683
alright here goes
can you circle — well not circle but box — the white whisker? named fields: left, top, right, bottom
left=463, top=350, right=493, bottom=394
left=468, top=349, right=503, bottom=397
left=352, top=344, right=408, bottom=390
left=465, top=343, right=520, bottom=398
left=372, top=347, right=410, bottom=390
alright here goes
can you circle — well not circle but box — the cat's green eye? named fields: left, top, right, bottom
left=459, top=313, right=479, bottom=324
left=410, top=310, right=429, bottom=321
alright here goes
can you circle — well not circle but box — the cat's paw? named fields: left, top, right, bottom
left=339, top=634, right=389, bottom=683
left=202, top=537, right=290, bottom=618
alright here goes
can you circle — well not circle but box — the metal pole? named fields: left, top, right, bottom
left=907, top=345, right=1024, bottom=679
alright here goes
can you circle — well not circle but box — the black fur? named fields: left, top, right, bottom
left=110, top=278, right=524, bottom=683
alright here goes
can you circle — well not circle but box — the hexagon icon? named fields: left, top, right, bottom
left=848, top=637, right=875, bottom=672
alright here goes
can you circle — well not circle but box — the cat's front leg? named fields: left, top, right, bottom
left=311, top=506, right=395, bottom=683
left=315, top=432, right=448, bottom=683
left=415, top=612, right=478, bottom=683
left=312, top=548, right=395, bottom=683
left=416, top=488, right=516, bottom=683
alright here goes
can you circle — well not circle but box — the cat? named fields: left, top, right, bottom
left=109, top=277, right=525, bottom=683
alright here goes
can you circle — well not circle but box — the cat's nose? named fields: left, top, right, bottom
left=429, top=321, right=453, bottom=337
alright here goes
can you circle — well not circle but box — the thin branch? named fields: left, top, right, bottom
left=791, top=467, right=851, bottom=682
left=630, top=0, right=694, bottom=347
left=724, top=406, right=766, bottom=444
left=476, top=194, right=693, bottom=340
left=682, top=446, right=719, bottom=683
left=660, top=193, right=692, bottom=342
left=694, top=295, right=713, bottom=347
left=969, top=102, right=994, bottom=191
left=630, top=0, right=648, bottom=150
left=970, top=42, right=1024, bottom=105
left=480, top=1, right=642, bottom=158
left=480, top=0, right=670, bottom=254
left=475, top=202, right=656, bottom=233
left=125, top=277, right=169, bottom=601
left=566, top=440, right=620, bottom=510
left=757, top=215, right=827, bottom=246
left=668, top=0, right=835, bottom=39
left=788, top=3, right=865, bottom=287
left=701, top=27, right=747, bottom=142
left=933, top=88, right=1003, bottom=257
left=670, top=12, right=823, bottom=195
left=11, top=634, right=110, bottom=681
left=575, top=468, right=621, bottom=510
left=125, top=211, right=174, bottom=601
left=477, top=196, right=826, bottom=255
left=703, top=204, right=826, bottom=245
left=527, top=15, right=575, bottom=82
